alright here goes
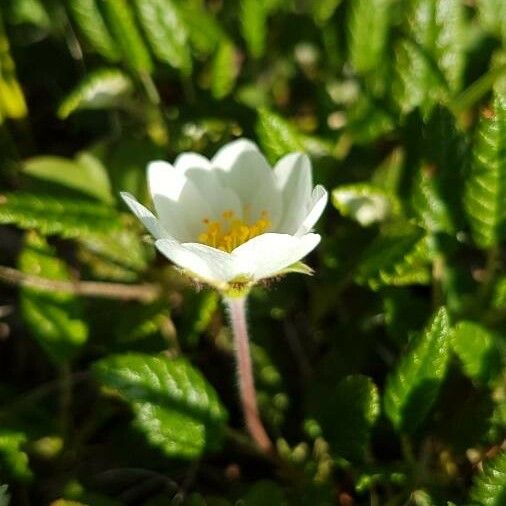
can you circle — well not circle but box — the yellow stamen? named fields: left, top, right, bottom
left=199, top=209, right=271, bottom=252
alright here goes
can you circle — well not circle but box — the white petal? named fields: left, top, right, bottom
left=274, top=153, right=313, bottom=233
left=120, top=192, right=168, bottom=239
left=155, top=239, right=234, bottom=287
left=212, top=139, right=281, bottom=226
left=232, top=232, right=321, bottom=280
left=174, top=152, right=211, bottom=172
left=212, top=139, right=263, bottom=172
left=174, top=156, right=243, bottom=220
left=147, top=160, right=212, bottom=241
left=295, top=185, right=328, bottom=236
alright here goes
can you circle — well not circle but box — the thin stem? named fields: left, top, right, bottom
left=0, top=265, right=160, bottom=302
left=224, top=296, right=273, bottom=453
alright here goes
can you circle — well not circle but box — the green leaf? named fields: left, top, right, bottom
left=394, top=0, right=466, bottom=114
left=23, top=152, right=113, bottom=204
left=464, top=93, right=506, bottom=249
left=18, top=232, right=88, bottom=364
left=256, top=108, right=304, bottom=163
left=312, top=0, right=342, bottom=25
left=477, top=0, right=506, bottom=45
left=332, top=183, right=397, bottom=226
left=211, top=39, right=238, bottom=99
left=311, top=375, right=380, bottom=461
left=178, top=1, right=224, bottom=55
left=240, top=0, right=268, bottom=59
left=493, top=276, right=506, bottom=309
left=102, top=0, right=153, bottom=74
left=451, top=321, right=501, bottom=385
left=384, top=307, right=451, bottom=433
left=355, top=224, right=431, bottom=290
left=57, top=68, right=133, bottom=119
left=93, top=353, right=228, bottom=459
left=67, top=0, right=121, bottom=61
left=0, top=429, right=32, bottom=483
left=5, top=0, right=50, bottom=30
left=0, top=193, right=121, bottom=239
left=77, top=228, right=149, bottom=282
left=134, top=0, right=192, bottom=75
left=242, top=480, right=286, bottom=506
left=348, top=0, right=392, bottom=74
left=412, top=107, right=468, bottom=234
left=470, top=451, right=506, bottom=506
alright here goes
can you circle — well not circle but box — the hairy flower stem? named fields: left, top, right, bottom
left=225, top=296, right=273, bottom=453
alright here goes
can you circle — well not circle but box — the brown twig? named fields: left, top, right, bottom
left=0, top=265, right=161, bottom=302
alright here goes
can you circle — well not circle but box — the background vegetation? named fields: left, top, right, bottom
left=1, top=0, right=506, bottom=504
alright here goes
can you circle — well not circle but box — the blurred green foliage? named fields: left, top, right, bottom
left=0, top=0, right=506, bottom=504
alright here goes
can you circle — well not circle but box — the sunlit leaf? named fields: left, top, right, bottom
left=470, top=451, right=506, bottom=506
left=451, top=321, right=501, bottom=385
left=57, top=68, right=132, bottom=119
left=134, top=0, right=192, bottom=75
left=93, top=353, right=228, bottom=459
left=349, top=0, right=392, bottom=74
left=384, top=307, right=451, bottom=433
left=101, top=0, right=153, bottom=74
left=18, top=233, right=88, bottom=365
left=211, top=39, right=238, bottom=99
left=23, top=153, right=113, bottom=204
left=0, top=429, right=32, bottom=483
left=332, top=184, right=396, bottom=226
left=0, top=192, right=121, bottom=238
left=68, top=0, right=121, bottom=61
left=355, top=224, right=431, bottom=290
left=464, top=93, right=506, bottom=249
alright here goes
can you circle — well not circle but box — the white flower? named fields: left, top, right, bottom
left=121, top=139, right=327, bottom=293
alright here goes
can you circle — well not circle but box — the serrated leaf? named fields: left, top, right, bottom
left=348, top=0, right=392, bottom=74
left=240, top=0, right=268, bottom=59
left=451, top=321, right=501, bottom=385
left=412, top=107, right=468, bottom=233
left=102, top=0, right=153, bottom=74
left=0, top=192, right=121, bottom=238
left=311, top=375, right=379, bottom=461
left=23, top=153, right=112, bottom=203
left=57, top=68, right=132, bottom=119
left=18, top=233, right=88, bottom=364
left=93, top=353, right=228, bottom=459
left=0, top=429, right=32, bottom=483
left=384, top=307, right=451, bottom=433
left=332, top=184, right=396, bottom=226
left=211, top=39, right=238, bottom=99
left=77, top=228, right=149, bottom=282
left=355, top=224, right=431, bottom=290
left=394, top=0, right=466, bottom=114
left=464, top=94, right=506, bottom=248
left=134, top=0, right=192, bottom=75
left=256, top=108, right=304, bottom=162
left=68, top=0, right=121, bottom=61
left=471, top=451, right=506, bottom=506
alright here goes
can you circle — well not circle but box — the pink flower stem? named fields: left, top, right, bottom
left=225, top=295, right=273, bottom=453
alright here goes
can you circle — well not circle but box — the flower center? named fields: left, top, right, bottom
left=198, top=209, right=270, bottom=252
